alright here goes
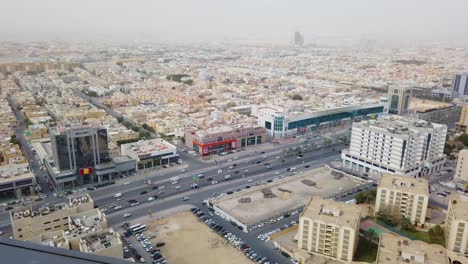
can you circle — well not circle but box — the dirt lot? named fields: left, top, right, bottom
left=214, top=167, right=364, bottom=225
left=146, top=211, right=252, bottom=264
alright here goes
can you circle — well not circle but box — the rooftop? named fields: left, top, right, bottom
left=121, top=138, right=175, bottom=156
left=377, top=233, right=447, bottom=264
left=80, top=229, right=121, bottom=253
left=354, top=115, right=445, bottom=135
left=67, top=209, right=106, bottom=238
left=300, top=197, right=361, bottom=230
left=449, top=199, right=468, bottom=222
left=379, top=174, right=429, bottom=196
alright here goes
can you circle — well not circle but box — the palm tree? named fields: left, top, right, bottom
left=366, top=228, right=377, bottom=245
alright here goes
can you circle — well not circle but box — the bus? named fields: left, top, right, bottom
left=129, top=224, right=142, bottom=231
left=132, top=225, right=147, bottom=234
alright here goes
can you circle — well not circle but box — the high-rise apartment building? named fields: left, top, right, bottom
left=445, top=199, right=468, bottom=256
left=454, top=149, right=468, bottom=183
left=341, top=116, right=447, bottom=177
left=388, top=85, right=412, bottom=115
left=375, top=174, right=429, bottom=225
left=452, top=74, right=468, bottom=98
left=297, top=197, right=361, bottom=262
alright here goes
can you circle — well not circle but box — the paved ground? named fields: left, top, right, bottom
left=146, top=211, right=253, bottom=264
left=215, top=167, right=364, bottom=226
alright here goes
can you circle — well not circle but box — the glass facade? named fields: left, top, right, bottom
left=390, top=95, right=399, bottom=110
left=274, top=116, right=284, bottom=132
left=54, top=128, right=110, bottom=171
left=288, top=106, right=384, bottom=130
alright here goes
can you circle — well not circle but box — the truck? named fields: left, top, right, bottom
left=224, top=175, right=232, bottom=181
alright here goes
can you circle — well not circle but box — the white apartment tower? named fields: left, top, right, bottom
left=297, top=197, right=361, bottom=262
left=445, top=199, right=468, bottom=256
left=341, top=115, right=447, bottom=177
left=375, top=174, right=429, bottom=225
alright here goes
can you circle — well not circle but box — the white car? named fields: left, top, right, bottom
left=175, top=185, right=181, bottom=189
left=123, top=213, right=132, bottom=218
left=114, top=205, right=122, bottom=210
left=247, top=179, right=253, bottom=182
left=218, top=169, right=223, bottom=174
left=180, top=169, right=186, bottom=173
left=211, top=181, right=218, bottom=185
left=147, top=197, right=155, bottom=201
left=182, top=196, right=190, bottom=201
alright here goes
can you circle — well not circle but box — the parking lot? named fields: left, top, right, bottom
left=140, top=211, right=253, bottom=264
left=212, top=167, right=366, bottom=227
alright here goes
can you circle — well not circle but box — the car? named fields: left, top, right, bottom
left=114, top=205, right=122, bottom=210
left=152, top=185, right=158, bottom=189
left=156, top=242, right=166, bottom=247
left=131, top=202, right=140, bottom=207
left=211, top=181, right=218, bottom=185
left=247, top=179, right=253, bottom=182
left=158, top=186, right=165, bottom=190
left=147, top=196, right=156, bottom=201
left=123, top=213, right=132, bottom=218
left=140, top=191, right=148, bottom=195
left=182, top=196, right=190, bottom=201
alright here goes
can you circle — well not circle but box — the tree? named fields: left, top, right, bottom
left=355, top=190, right=377, bottom=204
left=123, top=122, right=133, bottom=128
left=116, top=117, right=124, bottom=123
left=365, top=228, right=378, bottom=244
left=139, top=130, right=151, bottom=139
left=9, top=135, right=21, bottom=145
left=24, top=117, right=32, bottom=126
left=458, top=134, right=468, bottom=147
left=291, top=94, right=303, bottom=100
left=428, top=225, right=445, bottom=246
left=131, top=126, right=140, bottom=132
left=400, top=217, right=415, bottom=232
left=376, top=205, right=401, bottom=226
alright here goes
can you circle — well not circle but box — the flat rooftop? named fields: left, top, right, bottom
left=301, top=197, right=361, bottom=230
left=377, top=233, right=447, bottom=264
left=379, top=174, right=429, bottom=196
left=0, top=163, right=34, bottom=184
left=121, top=138, right=175, bottom=156
left=449, top=199, right=468, bottom=222
left=354, top=115, right=444, bottom=135
left=213, top=167, right=366, bottom=226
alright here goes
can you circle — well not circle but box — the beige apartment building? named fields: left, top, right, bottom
left=28, top=123, right=49, bottom=140
left=297, top=197, right=361, bottom=262
left=454, top=149, right=468, bottom=183
left=456, top=105, right=468, bottom=133
left=376, top=233, right=448, bottom=264
left=375, top=174, right=429, bottom=225
left=445, top=199, right=468, bottom=256
left=10, top=195, right=94, bottom=240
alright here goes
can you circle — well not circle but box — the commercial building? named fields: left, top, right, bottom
left=342, top=116, right=447, bottom=177
left=0, top=141, right=36, bottom=199
left=388, top=85, right=413, bottom=115
left=121, top=138, right=178, bottom=170
left=408, top=104, right=461, bottom=126
left=376, top=233, right=448, bottom=264
left=454, top=149, right=468, bottom=183
left=456, top=104, right=468, bottom=133
left=452, top=74, right=468, bottom=98
left=46, top=125, right=135, bottom=190
left=185, top=124, right=266, bottom=156
left=297, top=197, right=361, bottom=262
left=445, top=199, right=468, bottom=256
left=254, top=102, right=386, bottom=139
left=375, top=174, right=429, bottom=225
left=10, top=195, right=94, bottom=240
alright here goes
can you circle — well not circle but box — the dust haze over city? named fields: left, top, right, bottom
left=1, top=1, right=468, bottom=264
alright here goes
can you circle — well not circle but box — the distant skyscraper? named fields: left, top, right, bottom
left=294, top=32, right=304, bottom=46
left=452, top=73, right=468, bottom=98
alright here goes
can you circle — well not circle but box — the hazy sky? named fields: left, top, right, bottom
left=2, top=0, right=468, bottom=44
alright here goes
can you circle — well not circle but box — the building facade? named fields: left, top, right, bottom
left=297, top=197, right=361, bottom=262
left=375, top=174, right=429, bottom=225
left=454, top=149, right=468, bottom=183
left=185, top=125, right=266, bottom=156
left=456, top=105, right=468, bottom=133
left=388, top=85, right=413, bottom=115
left=445, top=199, right=468, bottom=256
left=254, top=102, right=386, bottom=139
left=342, top=116, right=447, bottom=177
left=46, top=125, right=135, bottom=190
left=452, top=74, right=468, bottom=98
left=408, top=104, right=461, bottom=126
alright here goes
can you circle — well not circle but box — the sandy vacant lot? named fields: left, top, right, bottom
left=215, top=167, right=364, bottom=225
left=146, top=211, right=252, bottom=264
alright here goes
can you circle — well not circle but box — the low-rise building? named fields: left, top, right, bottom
left=445, top=199, right=468, bottom=256
left=297, top=197, right=361, bottom=262
left=121, top=138, right=178, bottom=170
left=375, top=174, right=429, bottom=225
left=185, top=124, right=266, bottom=156
left=27, top=123, right=49, bottom=140
left=376, top=233, right=448, bottom=264
left=10, top=195, right=94, bottom=240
